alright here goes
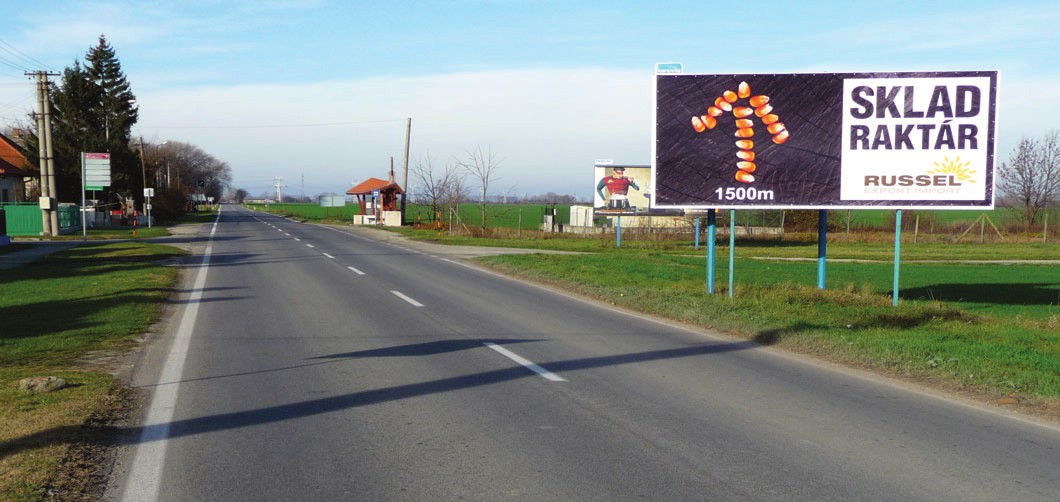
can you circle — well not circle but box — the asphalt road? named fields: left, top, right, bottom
left=106, top=205, right=1060, bottom=501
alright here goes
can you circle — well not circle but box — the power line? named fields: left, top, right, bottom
left=0, top=39, right=54, bottom=72
left=141, top=118, right=408, bottom=130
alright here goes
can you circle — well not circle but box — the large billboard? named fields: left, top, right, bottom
left=653, top=71, right=998, bottom=209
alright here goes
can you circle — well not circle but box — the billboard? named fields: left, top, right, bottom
left=653, top=71, right=998, bottom=209
left=593, top=162, right=682, bottom=216
left=318, top=195, right=346, bottom=207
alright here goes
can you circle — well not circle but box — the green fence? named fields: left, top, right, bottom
left=0, top=203, right=82, bottom=236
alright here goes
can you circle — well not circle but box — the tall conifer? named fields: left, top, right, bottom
left=48, top=35, right=140, bottom=203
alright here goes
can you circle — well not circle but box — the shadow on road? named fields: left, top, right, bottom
left=0, top=336, right=764, bottom=460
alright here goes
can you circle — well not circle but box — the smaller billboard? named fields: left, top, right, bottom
left=318, top=195, right=346, bottom=207
left=594, top=164, right=650, bottom=215
left=593, top=163, right=683, bottom=216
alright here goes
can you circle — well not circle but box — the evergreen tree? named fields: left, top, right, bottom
left=85, top=35, right=138, bottom=149
left=50, top=61, right=103, bottom=202
left=47, top=35, right=140, bottom=203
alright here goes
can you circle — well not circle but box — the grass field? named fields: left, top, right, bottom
left=0, top=242, right=183, bottom=500
left=247, top=202, right=573, bottom=228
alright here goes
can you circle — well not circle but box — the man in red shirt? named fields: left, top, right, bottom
left=596, top=167, right=641, bottom=210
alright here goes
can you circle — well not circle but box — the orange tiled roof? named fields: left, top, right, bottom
left=346, top=177, right=403, bottom=195
left=0, top=133, right=34, bottom=177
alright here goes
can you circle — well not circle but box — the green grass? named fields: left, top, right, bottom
left=824, top=207, right=1060, bottom=229
left=247, top=202, right=574, bottom=228
left=245, top=203, right=360, bottom=220
left=0, top=241, right=183, bottom=500
left=382, top=223, right=1060, bottom=261
left=0, top=242, right=182, bottom=368
left=478, top=249, right=1060, bottom=400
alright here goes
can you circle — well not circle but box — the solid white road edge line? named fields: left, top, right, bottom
left=484, top=342, right=567, bottom=382
left=391, top=290, right=424, bottom=307
left=118, top=210, right=220, bottom=502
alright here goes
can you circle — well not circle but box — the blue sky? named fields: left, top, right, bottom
left=0, top=0, right=1057, bottom=199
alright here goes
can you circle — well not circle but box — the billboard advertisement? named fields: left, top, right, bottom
left=593, top=162, right=682, bottom=216
left=653, top=71, right=998, bottom=209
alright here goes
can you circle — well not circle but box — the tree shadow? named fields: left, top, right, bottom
left=900, top=282, right=1060, bottom=306
left=749, top=321, right=830, bottom=346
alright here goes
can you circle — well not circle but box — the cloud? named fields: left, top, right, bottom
left=137, top=67, right=652, bottom=197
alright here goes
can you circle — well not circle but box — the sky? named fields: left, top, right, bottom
left=0, top=0, right=1057, bottom=200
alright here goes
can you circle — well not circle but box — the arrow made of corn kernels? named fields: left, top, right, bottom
left=691, top=81, right=790, bottom=184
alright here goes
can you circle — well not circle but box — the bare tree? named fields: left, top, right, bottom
left=998, top=131, right=1060, bottom=226
left=457, top=145, right=503, bottom=229
left=412, top=151, right=466, bottom=223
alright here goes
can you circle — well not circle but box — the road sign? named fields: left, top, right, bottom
left=83, top=152, right=112, bottom=188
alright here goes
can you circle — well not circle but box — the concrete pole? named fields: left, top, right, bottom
left=42, top=75, right=58, bottom=236
left=33, top=73, right=51, bottom=236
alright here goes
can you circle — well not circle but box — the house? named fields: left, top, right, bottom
left=0, top=130, right=37, bottom=203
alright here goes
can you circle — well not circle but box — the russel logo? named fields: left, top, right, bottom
left=690, top=81, right=790, bottom=184
left=862, top=156, right=977, bottom=194
left=865, top=174, right=962, bottom=187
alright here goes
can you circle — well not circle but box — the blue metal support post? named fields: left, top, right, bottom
left=707, top=210, right=716, bottom=294
left=893, top=209, right=902, bottom=306
left=691, top=217, right=699, bottom=249
left=818, top=209, right=827, bottom=289
left=728, top=210, right=735, bottom=299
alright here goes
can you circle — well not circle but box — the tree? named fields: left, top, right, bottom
left=227, top=188, right=249, bottom=203
left=998, top=131, right=1060, bottom=226
left=36, top=35, right=140, bottom=205
left=138, top=139, right=231, bottom=217
left=85, top=35, right=138, bottom=148
left=160, top=141, right=232, bottom=202
left=457, top=145, right=502, bottom=229
left=412, top=151, right=466, bottom=223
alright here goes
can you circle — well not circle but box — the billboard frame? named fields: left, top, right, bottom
left=652, top=70, right=999, bottom=211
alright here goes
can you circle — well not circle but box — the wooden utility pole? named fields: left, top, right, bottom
left=401, top=117, right=411, bottom=225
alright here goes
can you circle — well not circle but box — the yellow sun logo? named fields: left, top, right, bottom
left=929, top=156, right=976, bottom=183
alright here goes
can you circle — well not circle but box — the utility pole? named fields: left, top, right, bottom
left=29, top=71, right=60, bottom=237
left=400, top=117, right=411, bottom=225
left=273, top=176, right=286, bottom=203
left=138, top=137, right=152, bottom=228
